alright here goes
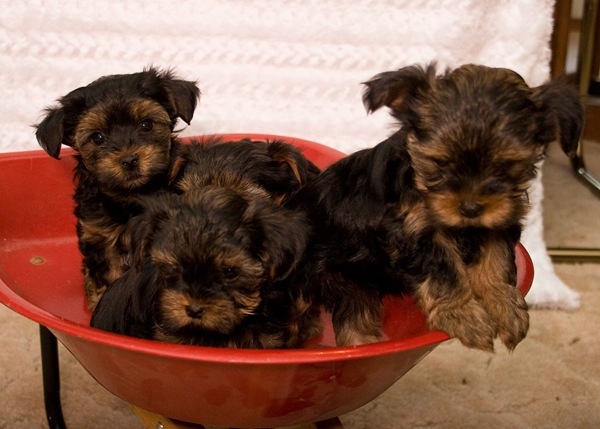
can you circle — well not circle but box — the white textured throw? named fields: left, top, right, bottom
left=0, top=0, right=580, bottom=309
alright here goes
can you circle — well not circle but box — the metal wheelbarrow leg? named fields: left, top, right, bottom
left=39, top=326, right=67, bottom=429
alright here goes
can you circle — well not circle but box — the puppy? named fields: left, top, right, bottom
left=173, top=136, right=321, bottom=204
left=287, top=63, right=584, bottom=351
left=91, top=184, right=310, bottom=349
left=34, top=67, right=200, bottom=310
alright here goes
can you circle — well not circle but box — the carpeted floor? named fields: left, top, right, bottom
left=0, top=140, right=599, bottom=428
left=2, top=1, right=598, bottom=426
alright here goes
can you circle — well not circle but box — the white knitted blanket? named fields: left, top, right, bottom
left=0, top=0, right=579, bottom=309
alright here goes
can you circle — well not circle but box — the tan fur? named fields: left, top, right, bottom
left=467, top=238, right=529, bottom=351
left=157, top=289, right=257, bottom=337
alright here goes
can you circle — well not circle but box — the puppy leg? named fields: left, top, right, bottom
left=416, top=277, right=497, bottom=351
left=81, top=242, right=125, bottom=311
left=330, top=286, right=383, bottom=346
left=83, top=271, right=105, bottom=311
left=413, top=234, right=497, bottom=351
left=286, top=292, right=323, bottom=346
left=469, top=241, right=529, bottom=351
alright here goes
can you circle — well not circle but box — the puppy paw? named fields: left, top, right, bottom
left=295, top=311, right=324, bottom=343
left=333, top=320, right=381, bottom=346
left=335, top=323, right=381, bottom=347
left=301, top=317, right=324, bottom=342
left=331, top=298, right=384, bottom=347
left=483, top=286, right=529, bottom=351
left=85, top=284, right=106, bottom=312
left=428, top=298, right=496, bottom=352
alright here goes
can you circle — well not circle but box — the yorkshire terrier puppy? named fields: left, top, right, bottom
left=90, top=184, right=310, bottom=348
left=287, top=63, right=584, bottom=351
left=34, top=67, right=200, bottom=310
left=173, top=136, right=321, bottom=204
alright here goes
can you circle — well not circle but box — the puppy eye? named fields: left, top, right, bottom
left=432, top=159, right=449, bottom=169
left=223, top=267, right=239, bottom=280
left=140, top=119, right=154, bottom=131
left=482, top=180, right=508, bottom=194
left=90, top=132, right=105, bottom=145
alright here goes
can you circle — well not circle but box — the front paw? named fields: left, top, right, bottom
left=334, top=311, right=382, bottom=346
left=427, top=298, right=497, bottom=352
left=482, top=286, right=529, bottom=351
left=335, top=323, right=381, bottom=346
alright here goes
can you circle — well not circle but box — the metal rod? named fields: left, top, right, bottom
left=572, top=158, right=600, bottom=196
left=39, top=326, right=67, bottom=429
left=547, top=247, right=600, bottom=262
left=570, top=0, right=600, bottom=195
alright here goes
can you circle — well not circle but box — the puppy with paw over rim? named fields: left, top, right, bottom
left=91, top=184, right=311, bottom=349
left=287, top=63, right=584, bottom=351
left=34, top=67, right=200, bottom=310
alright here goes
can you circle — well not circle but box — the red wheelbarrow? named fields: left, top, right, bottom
left=0, top=134, right=533, bottom=429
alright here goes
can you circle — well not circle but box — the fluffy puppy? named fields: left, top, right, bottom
left=34, top=67, right=200, bottom=310
left=287, top=63, right=584, bottom=351
left=173, top=136, right=321, bottom=204
left=90, top=184, right=310, bottom=348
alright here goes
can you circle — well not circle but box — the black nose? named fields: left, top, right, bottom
left=120, top=154, right=139, bottom=170
left=460, top=201, right=484, bottom=218
left=186, top=304, right=204, bottom=319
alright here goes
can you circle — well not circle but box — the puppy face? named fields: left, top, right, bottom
left=151, top=200, right=266, bottom=335
left=404, top=67, right=543, bottom=229
left=363, top=63, right=584, bottom=229
left=35, top=67, right=200, bottom=193
left=73, top=98, right=174, bottom=192
left=138, top=187, right=309, bottom=338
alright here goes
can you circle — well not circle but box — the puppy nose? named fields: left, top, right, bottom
left=186, top=304, right=204, bottom=319
left=120, top=154, right=139, bottom=169
left=460, top=200, right=484, bottom=218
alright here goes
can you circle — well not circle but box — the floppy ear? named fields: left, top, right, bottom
left=34, top=87, right=88, bottom=159
left=251, top=202, right=310, bottom=281
left=143, top=67, right=200, bottom=126
left=163, top=76, right=200, bottom=125
left=362, top=63, right=436, bottom=116
left=263, top=141, right=321, bottom=197
left=34, top=107, right=66, bottom=159
left=532, top=78, right=584, bottom=157
left=90, top=260, right=159, bottom=339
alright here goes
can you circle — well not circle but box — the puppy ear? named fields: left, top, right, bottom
left=532, top=78, right=584, bottom=157
left=250, top=201, right=310, bottom=281
left=264, top=141, right=321, bottom=195
left=35, top=87, right=88, bottom=159
left=34, top=107, right=68, bottom=159
left=90, top=260, right=159, bottom=339
left=145, top=67, right=200, bottom=126
left=163, top=77, right=201, bottom=125
left=362, top=63, right=436, bottom=115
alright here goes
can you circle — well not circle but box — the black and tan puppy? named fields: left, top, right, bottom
left=34, top=67, right=200, bottom=309
left=173, top=136, right=321, bottom=204
left=91, top=184, right=310, bottom=349
left=287, top=63, right=583, bottom=351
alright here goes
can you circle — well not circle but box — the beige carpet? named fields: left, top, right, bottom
left=1, top=141, right=599, bottom=429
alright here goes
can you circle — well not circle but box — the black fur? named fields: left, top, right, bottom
left=173, top=137, right=321, bottom=204
left=286, top=63, right=584, bottom=351
left=34, top=67, right=200, bottom=309
left=91, top=186, right=310, bottom=349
